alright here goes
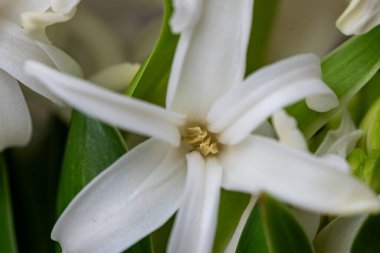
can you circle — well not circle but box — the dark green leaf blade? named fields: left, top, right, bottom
left=246, top=0, right=279, bottom=74
left=351, top=215, right=380, bottom=253
left=237, top=194, right=313, bottom=253
left=288, top=26, right=380, bottom=139
left=126, top=0, right=178, bottom=106
left=56, top=111, right=127, bottom=215
left=213, top=190, right=250, bottom=253
left=56, top=111, right=152, bottom=253
left=0, top=155, right=18, bottom=253
left=236, top=199, right=269, bottom=253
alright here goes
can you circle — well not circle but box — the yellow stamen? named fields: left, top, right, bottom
left=186, top=126, right=219, bottom=156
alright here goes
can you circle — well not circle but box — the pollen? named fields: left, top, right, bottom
left=186, top=126, right=219, bottom=156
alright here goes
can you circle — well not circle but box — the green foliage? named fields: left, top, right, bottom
left=56, top=111, right=127, bottom=215
left=237, top=194, right=313, bottom=253
left=213, top=190, right=250, bottom=253
left=126, top=0, right=179, bottom=106
left=288, top=26, right=380, bottom=139
left=0, top=155, right=17, bottom=253
left=245, top=0, right=279, bottom=74
left=351, top=215, right=380, bottom=253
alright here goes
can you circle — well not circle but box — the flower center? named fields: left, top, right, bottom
left=185, top=125, right=219, bottom=156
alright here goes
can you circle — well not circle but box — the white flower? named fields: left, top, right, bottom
left=0, top=0, right=81, bottom=151
left=25, top=0, right=380, bottom=252
left=336, top=0, right=380, bottom=35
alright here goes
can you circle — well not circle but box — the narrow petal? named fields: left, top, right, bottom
left=35, top=41, right=83, bottom=77
left=314, top=215, right=368, bottom=253
left=208, top=54, right=338, bottom=145
left=168, top=153, right=223, bottom=253
left=21, top=10, right=76, bottom=43
left=220, top=135, right=380, bottom=215
left=316, top=111, right=363, bottom=157
left=0, top=18, right=60, bottom=103
left=51, top=0, right=81, bottom=14
left=1, top=0, right=49, bottom=25
left=336, top=0, right=380, bottom=35
left=225, top=196, right=257, bottom=253
left=0, top=70, right=31, bottom=151
left=166, top=0, right=253, bottom=122
left=90, top=62, right=140, bottom=92
left=272, top=110, right=307, bottom=150
left=25, top=61, right=186, bottom=146
left=170, top=0, right=202, bottom=33
left=52, top=139, right=187, bottom=253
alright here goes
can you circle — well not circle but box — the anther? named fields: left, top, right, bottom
left=185, top=125, right=219, bottom=156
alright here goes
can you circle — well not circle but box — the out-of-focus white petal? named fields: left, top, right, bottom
left=317, top=111, right=363, bottom=157
left=168, top=153, right=222, bottom=253
left=21, top=9, right=76, bottom=42
left=314, top=215, right=368, bottom=253
left=90, top=62, right=140, bottom=92
left=272, top=110, right=307, bottom=150
left=305, top=88, right=339, bottom=112
left=51, top=0, right=81, bottom=14
left=0, top=70, right=31, bottom=151
left=336, top=0, right=380, bottom=35
left=170, top=0, right=201, bottom=33
left=1, top=0, right=49, bottom=25
left=35, top=41, right=83, bottom=77
left=25, top=61, right=186, bottom=146
left=166, top=0, right=253, bottom=122
left=52, top=139, right=187, bottom=253
left=0, top=18, right=61, bottom=103
left=220, top=135, right=380, bottom=215
left=208, top=54, right=337, bottom=145
left=225, top=196, right=257, bottom=253
left=292, top=208, right=320, bottom=242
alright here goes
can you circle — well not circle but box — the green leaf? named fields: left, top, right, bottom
left=0, top=155, right=18, bottom=253
left=126, top=0, right=178, bottom=106
left=288, top=26, right=380, bottom=139
left=359, top=98, right=380, bottom=152
left=56, top=111, right=127, bottom=215
left=56, top=111, right=152, bottom=253
left=237, top=193, right=313, bottom=253
left=236, top=199, right=269, bottom=253
left=246, top=0, right=279, bottom=74
left=213, top=190, right=250, bottom=253
left=351, top=215, right=380, bottom=253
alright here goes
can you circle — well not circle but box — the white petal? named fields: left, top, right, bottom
left=220, top=135, right=380, bottom=215
left=225, top=196, right=257, bottom=253
left=314, top=215, right=368, bottom=253
left=0, top=18, right=60, bottom=103
left=1, top=0, right=49, bottom=25
left=0, top=70, right=31, bottom=151
left=25, top=61, right=186, bottom=146
left=272, top=110, right=307, bottom=150
left=336, top=0, right=380, bottom=35
left=90, top=62, right=140, bottom=92
left=208, top=54, right=338, bottom=145
left=21, top=9, right=76, bottom=42
left=35, top=41, right=83, bottom=77
left=168, top=153, right=223, bottom=253
left=170, top=0, right=201, bottom=33
left=316, top=111, right=363, bottom=157
left=52, top=139, right=187, bottom=253
left=51, top=0, right=81, bottom=14
left=291, top=208, right=320, bottom=242
left=166, top=0, right=253, bottom=122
